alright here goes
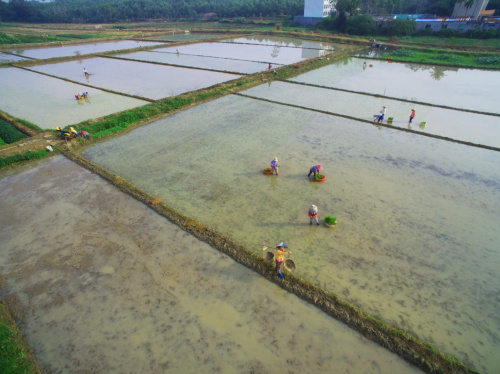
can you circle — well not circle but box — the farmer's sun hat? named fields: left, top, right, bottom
left=276, top=242, right=288, bottom=248
left=309, top=205, right=318, bottom=212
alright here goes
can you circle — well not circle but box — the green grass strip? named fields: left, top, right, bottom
left=0, top=150, right=52, bottom=169
left=0, top=313, right=34, bottom=374
left=381, top=49, right=500, bottom=69
left=0, top=119, right=27, bottom=144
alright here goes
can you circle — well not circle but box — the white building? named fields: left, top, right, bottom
left=304, top=0, right=336, bottom=18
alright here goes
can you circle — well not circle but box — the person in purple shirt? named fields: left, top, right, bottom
left=308, top=164, right=322, bottom=178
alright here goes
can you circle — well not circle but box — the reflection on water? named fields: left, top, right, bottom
left=242, top=81, right=500, bottom=149
left=10, top=40, right=164, bottom=60
left=289, top=58, right=500, bottom=114
left=0, top=67, right=147, bottom=129
left=0, top=156, right=421, bottom=374
left=84, top=95, right=500, bottom=374
left=29, top=57, right=240, bottom=100
left=221, top=36, right=342, bottom=51
left=151, top=33, right=223, bottom=42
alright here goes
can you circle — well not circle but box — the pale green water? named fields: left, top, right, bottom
left=117, top=50, right=271, bottom=74
left=242, top=81, right=500, bottom=149
left=29, top=57, right=240, bottom=100
left=154, top=41, right=328, bottom=64
left=0, top=156, right=422, bottom=374
left=290, top=58, right=500, bottom=114
left=84, top=95, right=500, bottom=374
left=0, top=67, right=147, bottom=129
left=9, top=40, right=164, bottom=60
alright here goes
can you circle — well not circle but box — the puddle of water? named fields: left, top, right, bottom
left=0, top=67, right=147, bottom=129
left=289, top=57, right=500, bottom=114
left=154, top=42, right=324, bottom=64
left=242, top=81, right=500, bottom=149
left=117, top=50, right=269, bottom=74
left=0, top=155, right=422, bottom=374
left=0, top=52, right=28, bottom=63
left=10, top=40, right=165, bottom=60
left=151, top=33, right=224, bottom=42
left=28, top=57, right=240, bottom=100
left=221, top=36, right=343, bottom=51
left=83, top=95, right=500, bottom=374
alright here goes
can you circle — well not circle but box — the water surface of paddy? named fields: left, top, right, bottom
left=0, top=67, right=147, bottom=129
left=29, top=57, right=240, bottom=100
left=9, top=40, right=164, bottom=60
left=84, top=95, right=500, bottom=374
left=117, top=50, right=269, bottom=74
left=290, top=58, right=500, bottom=114
left=0, top=156, right=421, bottom=374
left=151, top=33, right=224, bottom=42
left=243, top=81, right=500, bottom=148
left=0, top=52, right=28, bottom=63
left=222, top=36, right=341, bottom=51
left=154, top=42, right=325, bottom=64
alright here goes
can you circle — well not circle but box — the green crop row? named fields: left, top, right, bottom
left=0, top=120, right=26, bottom=144
left=0, top=150, right=51, bottom=169
left=383, top=50, right=500, bottom=69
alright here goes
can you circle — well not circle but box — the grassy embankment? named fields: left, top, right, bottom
left=0, top=299, right=40, bottom=374
left=381, top=48, right=500, bottom=69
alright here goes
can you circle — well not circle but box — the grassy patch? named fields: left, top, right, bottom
left=0, top=150, right=52, bottom=169
left=382, top=49, right=500, bottom=69
left=0, top=120, right=27, bottom=144
left=0, top=32, right=71, bottom=45
left=0, top=312, right=34, bottom=374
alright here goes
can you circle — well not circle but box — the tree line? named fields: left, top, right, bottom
left=0, top=0, right=498, bottom=24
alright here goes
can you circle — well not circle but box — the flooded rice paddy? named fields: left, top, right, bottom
left=0, top=67, right=147, bottom=129
left=154, top=41, right=328, bottom=64
left=0, top=156, right=422, bottom=374
left=4, top=40, right=165, bottom=60
left=28, top=57, right=240, bottom=100
left=117, top=50, right=270, bottom=74
left=242, top=81, right=500, bottom=149
left=290, top=57, right=500, bottom=114
left=150, top=33, right=224, bottom=42
left=83, top=94, right=500, bottom=374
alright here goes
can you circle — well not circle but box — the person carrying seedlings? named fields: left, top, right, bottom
left=409, top=109, right=416, bottom=123
left=376, top=106, right=386, bottom=123
left=308, top=164, right=322, bottom=178
left=275, top=242, right=291, bottom=279
left=309, top=205, right=319, bottom=226
left=271, top=157, right=279, bottom=176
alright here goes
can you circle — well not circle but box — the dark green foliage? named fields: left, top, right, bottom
left=477, top=55, right=500, bottom=65
left=346, top=14, right=375, bottom=35
left=392, top=48, right=413, bottom=57
left=0, top=150, right=50, bottom=169
left=0, top=316, right=34, bottom=374
left=384, top=19, right=416, bottom=37
left=0, top=32, right=70, bottom=44
left=435, top=53, right=459, bottom=62
left=466, top=28, right=500, bottom=39
left=0, top=120, right=26, bottom=144
left=316, top=16, right=337, bottom=31
left=0, top=138, right=6, bottom=146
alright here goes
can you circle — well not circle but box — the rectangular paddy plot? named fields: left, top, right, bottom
left=28, top=57, right=240, bottom=100
left=0, top=67, right=147, bottom=129
left=242, top=81, right=500, bottom=149
left=290, top=58, right=500, bottom=114
left=117, top=50, right=268, bottom=74
left=154, top=41, right=321, bottom=65
left=83, top=95, right=500, bottom=374
left=0, top=155, right=421, bottom=374
left=7, top=40, right=165, bottom=60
